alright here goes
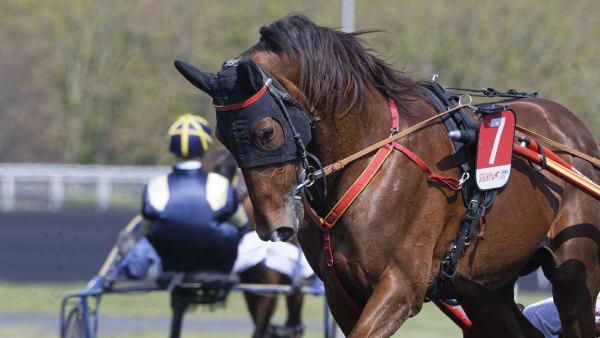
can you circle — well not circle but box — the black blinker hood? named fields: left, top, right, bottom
left=174, top=58, right=312, bottom=168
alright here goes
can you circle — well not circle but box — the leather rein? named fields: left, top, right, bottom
left=298, top=103, right=469, bottom=190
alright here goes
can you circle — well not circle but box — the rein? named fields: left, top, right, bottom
left=298, top=105, right=600, bottom=192
left=516, top=125, right=600, bottom=169
left=299, top=104, right=469, bottom=189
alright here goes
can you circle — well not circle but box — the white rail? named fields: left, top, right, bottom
left=0, top=163, right=170, bottom=212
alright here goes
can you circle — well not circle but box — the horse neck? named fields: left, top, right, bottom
left=308, top=88, right=394, bottom=167
left=306, top=89, right=448, bottom=211
left=303, top=88, right=410, bottom=211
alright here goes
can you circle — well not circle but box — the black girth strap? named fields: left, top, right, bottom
left=425, top=190, right=485, bottom=301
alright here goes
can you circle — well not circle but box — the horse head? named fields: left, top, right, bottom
left=174, top=56, right=311, bottom=242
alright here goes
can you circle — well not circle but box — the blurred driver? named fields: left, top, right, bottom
left=141, top=114, right=248, bottom=273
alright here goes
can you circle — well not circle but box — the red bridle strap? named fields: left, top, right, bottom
left=214, top=86, right=267, bottom=112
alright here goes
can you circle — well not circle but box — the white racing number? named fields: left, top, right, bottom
left=488, top=117, right=506, bottom=164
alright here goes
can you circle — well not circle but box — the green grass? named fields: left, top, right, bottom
left=0, top=281, right=551, bottom=338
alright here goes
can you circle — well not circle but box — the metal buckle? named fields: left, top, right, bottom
left=478, top=203, right=486, bottom=216
left=468, top=199, right=480, bottom=212
left=296, top=165, right=317, bottom=192
left=223, top=59, right=240, bottom=67
left=458, top=94, right=473, bottom=108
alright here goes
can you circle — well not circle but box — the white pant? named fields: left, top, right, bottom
left=232, top=231, right=314, bottom=279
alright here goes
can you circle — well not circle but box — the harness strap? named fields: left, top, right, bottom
left=301, top=198, right=362, bottom=312
left=301, top=146, right=392, bottom=312
left=324, top=229, right=362, bottom=312
left=389, top=93, right=400, bottom=130
left=392, top=143, right=462, bottom=191
left=323, top=145, right=393, bottom=228
left=302, top=145, right=393, bottom=230
left=308, top=104, right=468, bottom=180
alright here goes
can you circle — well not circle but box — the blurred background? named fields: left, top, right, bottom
left=1, top=0, right=598, bottom=337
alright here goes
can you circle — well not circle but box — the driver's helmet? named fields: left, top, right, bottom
left=167, top=114, right=212, bottom=158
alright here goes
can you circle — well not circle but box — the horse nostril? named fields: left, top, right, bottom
left=271, top=227, right=296, bottom=242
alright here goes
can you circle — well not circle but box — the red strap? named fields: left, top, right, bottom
left=302, top=145, right=392, bottom=230
left=302, top=194, right=326, bottom=230
left=393, top=143, right=462, bottom=191
left=321, top=145, right=393, bottom=228
left=388, top=96, right=399, bottom=130
left=302, top=146, right=392, bottom=314
left=215, top=86, right=267, bottom=111
left=302, top=198, right=362, bottom=312
left=388, top=96, right=461, bottom=191
left=326, top=230, right=361, bottom=312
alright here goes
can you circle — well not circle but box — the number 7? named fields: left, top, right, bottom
left=488, top=117, right=505, bottom=164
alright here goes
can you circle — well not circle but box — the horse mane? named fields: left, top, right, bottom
left=245, top=14, right=422, bottom=116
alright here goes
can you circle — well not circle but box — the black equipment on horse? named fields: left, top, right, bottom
left=422, top=81, right=529, bottom=300
left=174, top=58, right=328, bottom=198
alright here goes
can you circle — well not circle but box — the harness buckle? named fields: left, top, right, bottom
left=458, top=94, right=473, bottom=108
left=468, top=199, right=480, bottom=213
left=223, top=59, right=240, bottom=67
left=390, top=127, right=399, bottom=136
left=477, top=203, right=486, bottom=216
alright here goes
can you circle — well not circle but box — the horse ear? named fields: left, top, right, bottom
left=235, top=58, right=265, bottom=92
left=174, top=60, right=217, bottom=96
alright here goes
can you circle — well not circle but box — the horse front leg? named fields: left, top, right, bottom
left=347, top=269, right=425, bottom=338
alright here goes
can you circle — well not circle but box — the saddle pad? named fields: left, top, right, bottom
left=476, top=109, right=516, bottom=190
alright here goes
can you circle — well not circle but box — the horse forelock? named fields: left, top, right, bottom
left=246, top=14, right=422, bottom=117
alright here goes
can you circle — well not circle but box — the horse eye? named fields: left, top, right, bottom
left=252, top=118, right=284, bottom=149
left=257, top=126, right=275, bottom=141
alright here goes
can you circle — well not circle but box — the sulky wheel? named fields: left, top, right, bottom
left=62, top=306, right=86, bottom=338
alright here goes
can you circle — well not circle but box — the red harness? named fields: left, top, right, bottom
left=302, top=98, right=461, bottom=312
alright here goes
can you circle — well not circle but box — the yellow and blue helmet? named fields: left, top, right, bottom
left=167, top=114, right=213, bottom=158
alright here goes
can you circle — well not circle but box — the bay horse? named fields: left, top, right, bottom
left=176, top=14, right=600, bottom=338
left=203, top=150, right=306, bottom=338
